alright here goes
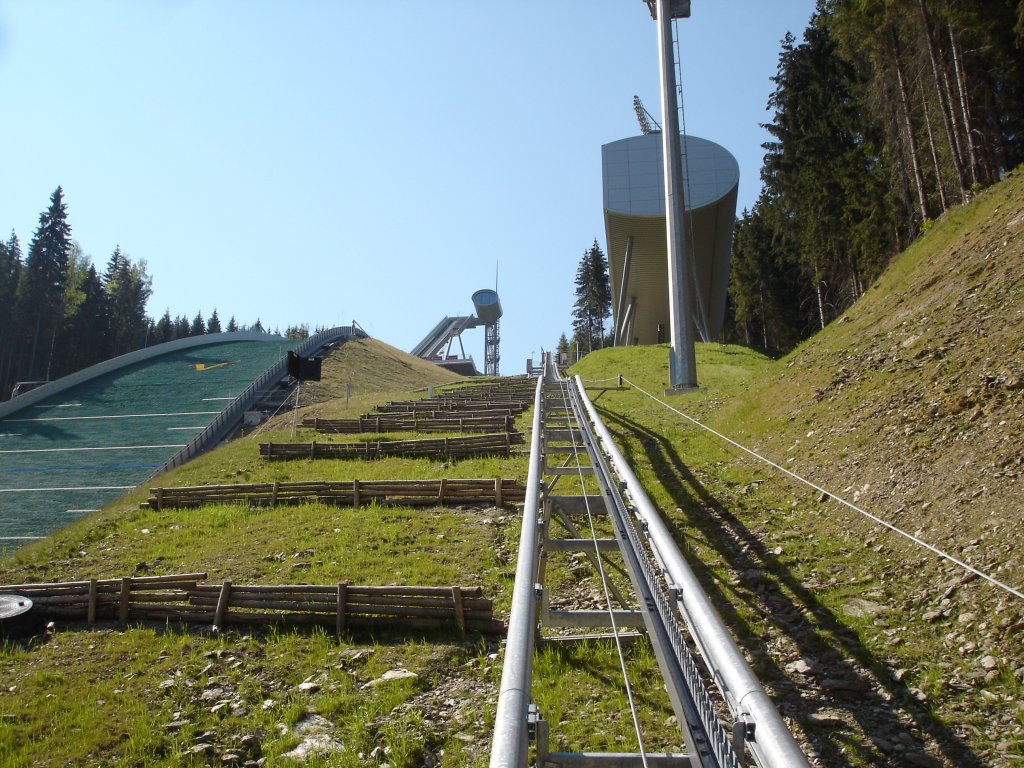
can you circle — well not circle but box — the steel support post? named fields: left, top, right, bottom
left=614, top=236, right=634, bottom=346
left=655, top=0, right=698, bottom=389
left=622, top=298, right=637, bottom=347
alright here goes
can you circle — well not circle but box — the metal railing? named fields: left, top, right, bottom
left=489, top=361, right=546, bottom=768
left=574, top=376, right=809, bottom=768
left=147, top=324, right=366, bottom=480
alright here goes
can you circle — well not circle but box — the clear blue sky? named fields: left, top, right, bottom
left=1, top=1, right=816, bottom=372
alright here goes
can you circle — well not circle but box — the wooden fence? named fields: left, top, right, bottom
left=374, top=400, right=530, bottom=415
left=0, top=573, right=503, bottom=634
left=302, top=413, right=515, bottom=435
left=144, top=478, right=526, bottom=510
left=260, top=432, right=524, bottom=461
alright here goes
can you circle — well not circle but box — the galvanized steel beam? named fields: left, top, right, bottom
left=489, top=368, right=546, bottom=768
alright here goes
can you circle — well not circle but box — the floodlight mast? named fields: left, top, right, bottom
left=649, top=0, right=697, bottom=390
left=633, top=95, right=661, bottom=135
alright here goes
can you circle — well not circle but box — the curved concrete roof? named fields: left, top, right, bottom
left=602, top=133, right=738, bottom=342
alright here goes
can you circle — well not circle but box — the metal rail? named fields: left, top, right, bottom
left=564, top=376, right=731, bottom=768
left=573, top=377, right=809, bottom=768
left=488, top=357, right=807, bottom=768
left=490, top=367, right=546, bottom=768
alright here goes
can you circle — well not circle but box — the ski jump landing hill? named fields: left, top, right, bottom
left=0, top=325, right=366, bottom=548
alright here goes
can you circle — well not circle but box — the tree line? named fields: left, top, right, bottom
left=0, top=188, right=310, bottom=400
left=727, top=0, right=1023, bottom=352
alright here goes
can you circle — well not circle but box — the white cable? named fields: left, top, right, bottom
left=554, top=378, right=650, bottom=766
left=623, top=377, right=1024, bottom=603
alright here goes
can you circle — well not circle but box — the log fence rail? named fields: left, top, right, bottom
left=0, top=573, right=503, bottom=634
left=260, top=432, right=523, bottom=461
left=302, top=413, right=515, bottom=435
left=145, top=478, right=525, bottom=510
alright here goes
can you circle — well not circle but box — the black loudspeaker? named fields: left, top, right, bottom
left=300, top=356, right=322, bottom=381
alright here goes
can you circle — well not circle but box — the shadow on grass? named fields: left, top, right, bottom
left=598, top=405, right=983, bottom=768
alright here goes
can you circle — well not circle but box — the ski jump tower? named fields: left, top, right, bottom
left=472, top=289, right=502, bottom=377
left=411, top=288, right=503, bottom=376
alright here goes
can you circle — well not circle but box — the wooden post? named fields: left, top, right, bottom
left=310, top=441, right=316, bottom=459
left=439, top=478, right=447, bottom=505
left=214, top=580, right=232, bottom=631
left=352, top=479, right=361, bottom=508
left=87, top=578, right=98, bottom=624
left=156, top=487, right=164, bottom=511
left=271, top=481, right=280, bottom=507
left=119, top=577, right=131, bottom=623
left=267, top=443, right=273, bottom=460
left=494, top=478, right=503, bottom=507
left=336, top=582, right=348, bottom=635
left=452, top=586, right=465, bottom=634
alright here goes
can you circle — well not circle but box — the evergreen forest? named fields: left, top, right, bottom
left=728, top=0, right=1024, bottom=351
left=0, top=188, right=310, bottom=401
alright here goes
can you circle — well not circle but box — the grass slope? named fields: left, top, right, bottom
left=570, top=168, right=1024, bottom=766
left=0, top=339, right=510, bottom=768
left=1, top=337, right=679, bottom=766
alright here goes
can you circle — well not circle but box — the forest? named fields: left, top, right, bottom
left=727, top=0, right=1024, bottom=351
left=0, top=188, right=308, bottom=401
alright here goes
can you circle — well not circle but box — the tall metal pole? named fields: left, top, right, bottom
left=655, top=0, right=698, bottom=389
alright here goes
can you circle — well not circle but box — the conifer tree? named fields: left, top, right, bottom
left=174, top=315, right=191, bottom=338
left=14, top=187, right=72, bottom=379
left=103, top=246, right=152, bottom=356
left=154, top=309, right=174, bottom=345
left=571, top=240, right=612, bottom=355
left=0, top=233, right=22, bottom=391
left=63, top=264, right=109, bottom=373
left=206, top=309, right=222, bottom=334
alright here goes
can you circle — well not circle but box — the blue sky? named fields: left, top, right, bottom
left=0, top=1, right=816, bottom=372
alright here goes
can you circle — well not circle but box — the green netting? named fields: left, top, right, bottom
left=0, top=338, right=296, bottom=550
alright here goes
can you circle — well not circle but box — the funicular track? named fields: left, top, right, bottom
left=490, top=361, right=809, bottom=768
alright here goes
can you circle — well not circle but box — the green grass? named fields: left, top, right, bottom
left=0, top=625, right=489, bottom=767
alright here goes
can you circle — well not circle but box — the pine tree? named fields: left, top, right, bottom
left=174, top=315, right=191, bottom=338
left=154, top=309, right=174, bottom=344
left=0, top=232, right=23, bottom=393
left=190, top=311, right=205, bottom=336
left=206, top=309, right=222, bottom=334
left=14, top=187, right=72, bottom=379
left=62, top=264, right=109, bottom=373
left=758, top=13, right=896, bottom=332
left=571, top=240, right=612, bottom=355
left=226, top=315, right=238, bottom=333
left=556, top=333, right=570, bottom=356
left=103, top=246, right=153, bottom=356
